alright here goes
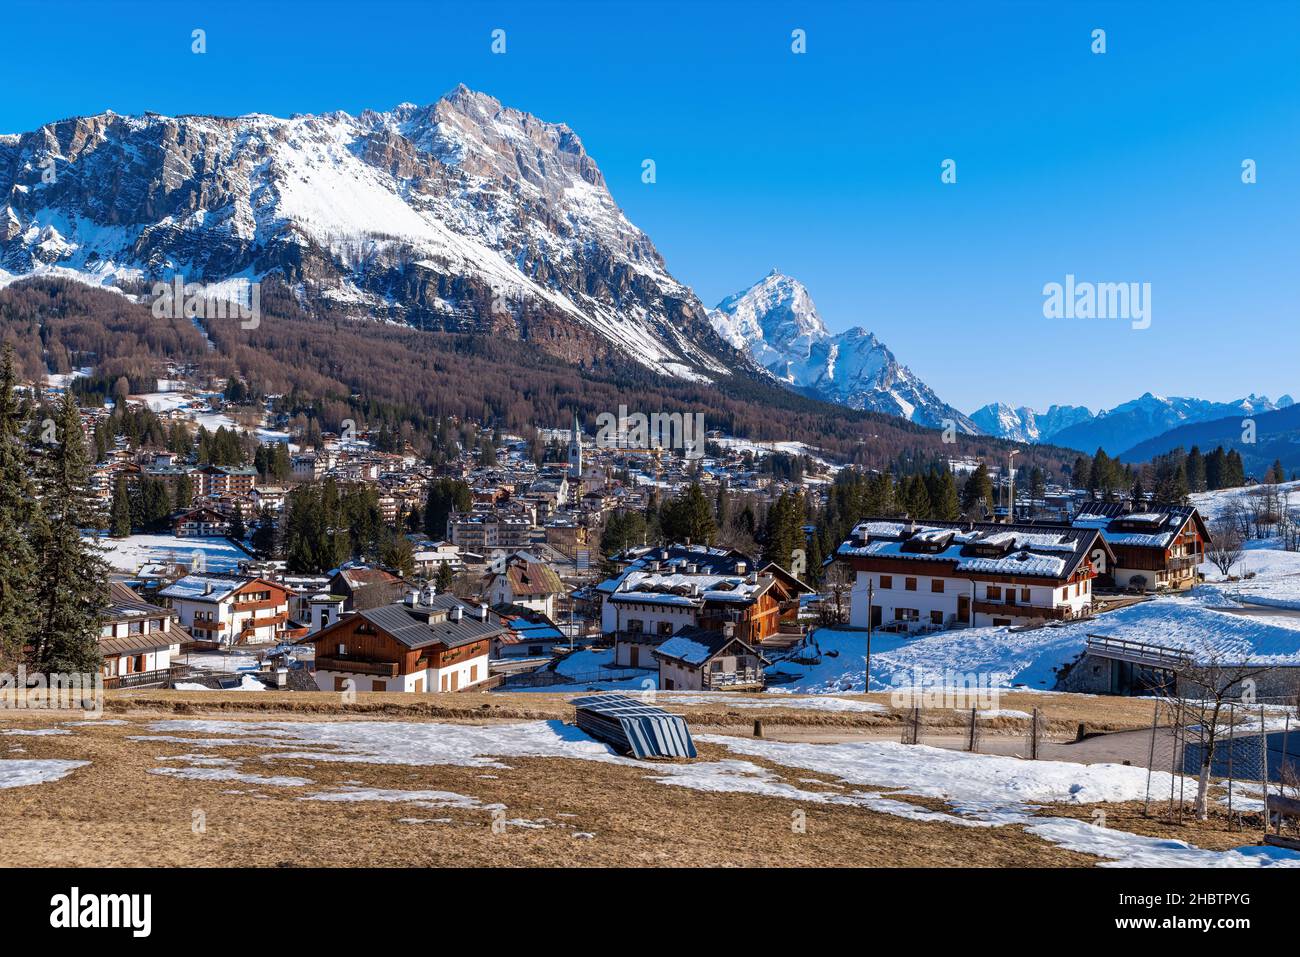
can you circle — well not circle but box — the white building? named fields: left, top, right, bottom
left=837, top=519, right=1112, bottom=632
left=158, top=574, right=299, bottom=646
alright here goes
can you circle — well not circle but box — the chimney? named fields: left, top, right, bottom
left=723, top=621, right=735, bottom=638
left=478, top=604, right=488, bottom=621
left=449, top=606, right=463, bottom=622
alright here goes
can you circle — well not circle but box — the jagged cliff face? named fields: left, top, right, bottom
left=0, top=85, right=742, bottom=381
left=710, top=271, right=978, bottom=432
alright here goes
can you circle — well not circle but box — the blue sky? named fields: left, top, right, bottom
left=2, top=0, right=1297, bottom=412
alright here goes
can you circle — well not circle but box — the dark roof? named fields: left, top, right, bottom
left=614, top=544, right=756, bottom=576
left=101, top=622, right=189, bottom=657
left=353, top=601, right=504, bottom=651
left=106, top=582, right=173, bottom=621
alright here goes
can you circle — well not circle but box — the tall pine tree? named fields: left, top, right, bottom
left=31, top=390, right=107, bottom=673
left=0, top=344, right=41, bottom=663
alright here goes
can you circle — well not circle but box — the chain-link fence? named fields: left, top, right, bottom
left=1140, top=696, right=1300, bottom=831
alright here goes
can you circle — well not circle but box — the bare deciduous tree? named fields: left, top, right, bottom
left=1169, top=648, right=1269, bottom=821
left=820, top=561, right=853, bottom=627
left=1206, top=517, right=1245, bottom=577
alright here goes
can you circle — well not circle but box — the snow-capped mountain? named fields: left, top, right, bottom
left=971, top=393, right=1295, bottom=453
left=968, top=403, right=1094, bottom=444
left=0, top=86, right=741, bottom=381
left=709, top=271, right=977, bottom=431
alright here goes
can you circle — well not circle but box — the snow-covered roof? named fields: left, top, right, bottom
left=158, top=574, right=245, bottom=602
left=837, top=518, right=1105, bottom=582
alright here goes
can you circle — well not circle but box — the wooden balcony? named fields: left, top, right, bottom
left=314, top=655, right=400, bottom=677
left=972, top=600, right=1071, bottom=620
left=702, top=669, right=765, bottom=690
left=104, top=665, right=189, bottom=690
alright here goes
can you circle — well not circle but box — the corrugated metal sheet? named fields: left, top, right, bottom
left=571, top=693, right=697, bottom=759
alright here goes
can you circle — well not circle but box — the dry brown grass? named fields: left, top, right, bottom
left=101, top=688, right=1160, bottom=737
left=0, top=689, right=1191, bottom=868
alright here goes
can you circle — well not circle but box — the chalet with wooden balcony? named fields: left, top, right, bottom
left=1069, top=503, right=1209, bottom=592
left=158, top=573, right=301, bottom=647
left=837, top=519, right=1114, bottom=632
left=100, top=582, right=190, bottom=688
left=302, top=587, right=503, bottom=692
left=652, top=625, right=770, bottom=691
left=172, top=506, right=231, bottom=538
left=595, top=544, right=811, bottom=668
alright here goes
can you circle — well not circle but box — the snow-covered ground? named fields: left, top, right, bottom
left=0, top=759, right=88, bottom=788
left=128, top=717, right=1296, bottom=867
left=1190, top=480, right=1300, bottom=525
left=99, top=534, right=246, bottom=575
left=506, top=647, right=658, bottom=694
left=774, top=589, right=1300, bottom=695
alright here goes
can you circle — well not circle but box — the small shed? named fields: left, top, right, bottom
left=570, top=693, right=697, bottom=759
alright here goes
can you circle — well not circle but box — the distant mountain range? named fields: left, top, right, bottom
left=708, top=271, right=977, bottom=432
left=970, top=393, right=1294, bottom=457
left=1120, top=402, right=1300, bottom=477
left=1, top=87, right=1289, bottom=473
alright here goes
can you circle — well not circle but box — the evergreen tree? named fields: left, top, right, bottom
left=435, top=559, right=455, bottom=593
left=173, top=472, right=192, bottom=511
left=600, top=510, right=647, bottom=556
left=961, top=463, right=993, bottom=517
left=251, top=505, right=279, bottom=559
left=660, top=484, right=718, bottom=546
left=1071, top=454, right=1092, bottom=491
left=931, top=470, right=961, bottom=520
left=110, top=474, right=132, bottom=537
left=379, top=529, right=414, bottom=578
left=229, top=503, right=246, bottom=541
left=1186, top=446, right=1206, bottom=492
left=31, top=391, right=107, bottom=674
left=423, top=478, right=472, bottom=539
left=0, top=344, right=41, bottom=661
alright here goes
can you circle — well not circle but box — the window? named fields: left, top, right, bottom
left=930, top=610, right=943, bottom=625
left=987, top=585, right=1002, bottom=600
left=894, top=608, right=919, bottom=622
left=879, top=575, right=892, bottom=589
left=905, top=577, right=917, bottom=591
left=1021, top=588, right=1031, bottom=603
left=931, top=580, right=944, bottom=593
left=1061, top=587, right=1068, bottom=600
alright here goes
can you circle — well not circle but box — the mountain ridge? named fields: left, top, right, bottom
left=708, top=270, right=978, bottom=433
left=0, top=86, right=750, bottom=383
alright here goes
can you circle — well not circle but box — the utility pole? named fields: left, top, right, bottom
left=1008, top=449, right=1020, bottom=523
left=865, top=578, right=874, bottom=694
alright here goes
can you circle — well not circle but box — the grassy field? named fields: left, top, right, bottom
left=0, top=689, right=1265, bottom=867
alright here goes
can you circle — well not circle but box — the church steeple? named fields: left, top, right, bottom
left=568, top=412, right=582, bottom=478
